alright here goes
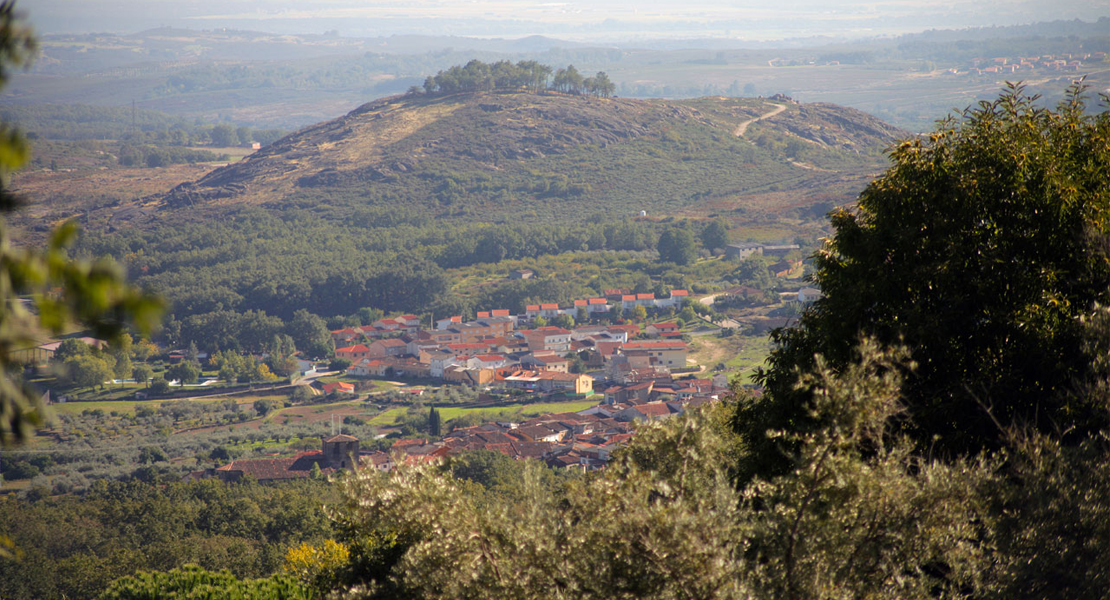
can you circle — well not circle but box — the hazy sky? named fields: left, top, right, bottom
left=21, top=0, right=1110, bottom=41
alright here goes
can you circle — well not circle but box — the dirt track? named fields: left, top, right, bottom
left=732, top=103, right=787, bottom=137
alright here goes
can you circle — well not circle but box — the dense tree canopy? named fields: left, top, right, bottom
left=419, top=59, right=614, bottom=97
left=657, top=227, right=697, bottom=266
left=743, top=84, right=1110, bottom=476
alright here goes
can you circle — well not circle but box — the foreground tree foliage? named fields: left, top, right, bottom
left=0, top=478, right=337, bottom=600
left=0, top=1, right=161, bottom=446
left=746, top=84, right=1110, bottom=473
left=301, top=341, right=1103, bottom=600
left=97, top=565, right=309, bottom=600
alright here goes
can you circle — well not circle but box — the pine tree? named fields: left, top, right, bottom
left=429, top=407, right=442, bottom=437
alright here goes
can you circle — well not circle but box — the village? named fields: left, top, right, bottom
left=953, top=51, right=1105, bottom=75
left=199, top=283, right=772, bottom=482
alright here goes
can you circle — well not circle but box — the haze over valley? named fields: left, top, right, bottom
left=1, top=2, right=1108, bottom=598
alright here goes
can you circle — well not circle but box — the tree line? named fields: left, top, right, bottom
left=418, top=59, right=615, bottom=98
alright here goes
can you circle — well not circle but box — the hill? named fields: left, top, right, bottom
left=130, top=90, right=905, bottom=228
left=44, top=90, right=909, bottom=322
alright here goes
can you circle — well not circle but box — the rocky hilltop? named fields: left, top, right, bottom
left=152, top=91, right=908, bottom=223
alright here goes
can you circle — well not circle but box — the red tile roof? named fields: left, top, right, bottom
left=447, top=343, right=488, bottom=351
left=322, top=381, right=355, bottom=394
left=623, top=341, right=688, bottom=350
left=216, top=452, right=336, bottom=481
left=635, top=403, right=675, bottom=417
left=534, top=327, right=571, bottom=335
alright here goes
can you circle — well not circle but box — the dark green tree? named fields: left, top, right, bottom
left=428, top=407, right=441, bottom=437
left=657, top=227, right=697, bottom=265
left=51, top=338, right=91, bottom=363
left=286, top=309, right=334, bottom=359
left=254, top=398, right=275, bottom=417
left=97, top=565, right=309, bottom=600
left=741, top=84, right=1110, bottom=478
left=166, top=361, right=200, bottom=385
left=148, top=376, right=170, bottom=394
left=701, top=219, right=730, bottom=251
left=734, top=254, right=775, bottom=290
left=63, top=354, right=112, bottom=389
left=131, top=364, right=153, bottom=387
left=209, top=124, right=238, bottom=147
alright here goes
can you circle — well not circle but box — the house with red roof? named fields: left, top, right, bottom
left=655, top=289, right=689, bottom=308
left=202, top=434, right=361, bottom=482
left=372, top=318, right=402, bottom=331
left=347, top=359, right=389, bottom=377
left=614, top=402, right=677, bottom=422
left=523, top=327, right=572, bottom=352
left=645, top=322, right=680, bottom=337
left=368, top=338, right=408, bottom=358
left=330, top=327, right=363, bottom=344
left=435, top=315, right=463, bottom=330
left=468, top=354, right=509, bottom=370
left=621, top=341, right=688, bottom=369
left=607, top=324, right=640, bottom=341
left=445, top=342, right=490, bottom=357
left=321, top=381, right=356, bottom=395
left=587, top=297, right=610, bottom=313
left=397, top=315, right=422, bottom=327
left=336, top=344, right=371, bottom=362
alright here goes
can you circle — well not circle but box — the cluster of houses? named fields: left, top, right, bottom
left=956, top=52, right=1104, bottom=75
left=329, top=289, right=696, bottom=394
left=189, top=288, right=753, bottom=481
left=381, top=383, right=722, bottom=471
left=195, top=373, right=729, bottom=482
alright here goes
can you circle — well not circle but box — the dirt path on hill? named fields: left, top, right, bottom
left=733, top=103, right=787, bottom=137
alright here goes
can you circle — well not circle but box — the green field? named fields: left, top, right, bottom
left=370, top=399, right=599, bottom=427
left=48, top=395, right=260, bottom=416
left=724, top=335, right=774, bottom=380
left=368, top=407, right=407, bottom=426
left=438, top=399, right=598, bottom=422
